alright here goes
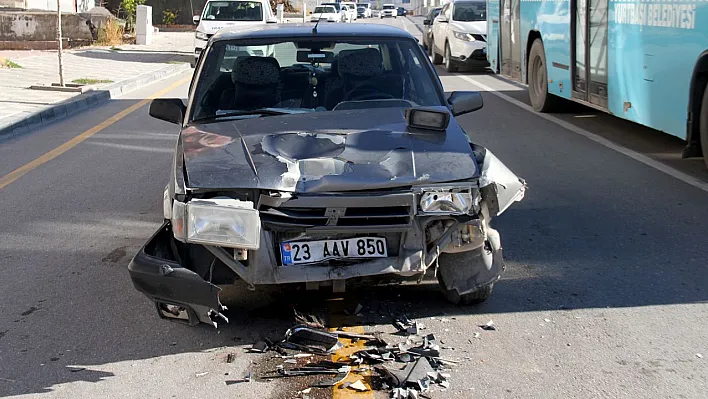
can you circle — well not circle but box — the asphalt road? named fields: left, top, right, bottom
left=1, top=17, right=707, bottom=399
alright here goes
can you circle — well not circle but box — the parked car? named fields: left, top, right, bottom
left=310, top=5, right=340, bottom=23
left=358, top=2, right=373, bottom=18
left=192, top=0, right=277, bottom=68
left=320, top=2, right=348, bottom=23
left=397, top=6, right=407, bottom=16
left=357, top=5, right=367, bottom=18
left=130, top=23, right=525, bottom=328
left=430, top=0, right=490, bottom=72
left=421, top=6, right=442, bottom=54
left=380, top=3, right=396, bottom=18
left=341, top=2, right=358, bottom=21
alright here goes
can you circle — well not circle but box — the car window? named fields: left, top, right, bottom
left=322, top=2, right=341, bottom=11
left=383, top=5, right=395, bottom=10
left=430, top=8, right=441, bottom=19
left=191, top=38, right=444, bottom=121
left=203, top=1, right=263, bottom=21
left=452, top=1, right=486, bottom=22
left=313, top=6, right=335, bottom=13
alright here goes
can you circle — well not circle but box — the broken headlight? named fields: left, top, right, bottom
left=171, top=198, right=261, bottom=249
left=419, top=188, right=479, bottom=215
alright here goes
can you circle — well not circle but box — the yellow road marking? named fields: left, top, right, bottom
left=330, top=325, right=374, bottom=398
left=0, top=75, right=191, bottom=191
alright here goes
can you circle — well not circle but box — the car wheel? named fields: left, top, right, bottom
left=189, top=58, right=196, bottom=68
left=431, top=40, right=443, bottom=64
left=528, top=38, right=561, bottom=112
left=444, top=42, right=458, bottom=73
left=438, top=277, right=494, bottom=305
left=700, top=87, right=708, bottom=169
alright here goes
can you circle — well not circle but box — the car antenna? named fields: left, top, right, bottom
left=312, top=9, right=323, bottom=33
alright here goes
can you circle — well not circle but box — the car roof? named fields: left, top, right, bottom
left=212, top=23, right=416, bottom=41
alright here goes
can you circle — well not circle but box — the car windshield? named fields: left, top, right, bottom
left=358, top=6, right=365, bottom=11
left=322, top=3, right=341, bottom=11
left=314, top=6, right=335, bottom=13
left=383, top=5, right=395, bottom=9
left=452, top=1, right=486, bottom=22
left=203, top=1, right=263, bottom=21
left=190, top=38, right=444, bottom=122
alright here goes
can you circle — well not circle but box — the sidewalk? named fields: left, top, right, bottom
left=0, top=32, right=194, bottom=138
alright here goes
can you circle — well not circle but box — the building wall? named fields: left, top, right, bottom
left=0, top=10, right=93, bottom=40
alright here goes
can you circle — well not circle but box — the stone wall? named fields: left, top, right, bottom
left=0, top=10, right=94, bottom=49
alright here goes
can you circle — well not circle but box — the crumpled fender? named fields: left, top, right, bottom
left=478, top=149, right=526, bottom=217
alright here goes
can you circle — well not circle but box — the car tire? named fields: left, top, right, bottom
left=438, top=274, right=494, bottom=305
left=700, top=87, right=708, bottom=169
left=189, top=58, right=196, bottom=68
left=528, top=38, right=561, bottom=112
left=444, top=42, right=458, bottom=73
left=431, top=40, right=443, bottom=64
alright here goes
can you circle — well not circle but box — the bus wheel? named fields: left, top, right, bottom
left=700, top=87, right=708, bottom=169
left=528, top=39, right=560, bottom=112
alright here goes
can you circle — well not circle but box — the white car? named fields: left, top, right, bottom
left=310, top=5, right=340, bottom=23
left=357, top=3, right=373, bottom=18
left=192, top=0, right=277, bottom=68
left=380, top=3, right=396, bottom=18
left=320, top=2, right=348, bottom=23
left=341, top=2, right=358, bottom=21
left=430, top=0, right=490, bottom=72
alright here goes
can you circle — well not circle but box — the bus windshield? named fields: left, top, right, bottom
left=453, top=2, right=486, bottom=22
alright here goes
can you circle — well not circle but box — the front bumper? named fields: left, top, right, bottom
left=449, top=38, right=490, bottom=67
left=128, top=222, right=227, bottom=327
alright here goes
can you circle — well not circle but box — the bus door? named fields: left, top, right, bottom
left=572, top=0, right=608, bottom=108
left=500, top=0, right=521, bottom=81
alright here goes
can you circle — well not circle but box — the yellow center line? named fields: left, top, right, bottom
left=330, top=325, right=375, bottom=399
left=0, top=75, right=191, bottom=191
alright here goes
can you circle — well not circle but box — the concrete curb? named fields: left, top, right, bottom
left=0, top=62, right=191, bottom=141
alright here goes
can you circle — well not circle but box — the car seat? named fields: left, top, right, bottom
left=219, top=56, right=282, bottom=110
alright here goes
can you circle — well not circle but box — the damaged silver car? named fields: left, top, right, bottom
left=128, top=23, right=525, bottom=327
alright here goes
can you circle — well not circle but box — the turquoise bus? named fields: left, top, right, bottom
left=485, top=0, right=708, bottom=168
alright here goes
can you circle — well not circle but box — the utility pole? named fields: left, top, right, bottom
left=56, top=0, right=65, bottom=87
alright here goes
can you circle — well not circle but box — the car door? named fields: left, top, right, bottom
left=433, top=4, right=450, bottom=52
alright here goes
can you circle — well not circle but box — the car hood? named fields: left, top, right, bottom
left=198, top=20, right=264, bottom=33
left=181, top=107, right=480, bottom=193
left=450, top=20, right=486, bottom=34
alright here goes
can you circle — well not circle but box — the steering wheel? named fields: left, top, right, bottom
left=344, top=82, right=396, bottom=101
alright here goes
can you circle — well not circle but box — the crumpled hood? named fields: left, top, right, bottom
left=450, top=21, right=486, bottom=35
left=181, top=107, right=480, bottom=193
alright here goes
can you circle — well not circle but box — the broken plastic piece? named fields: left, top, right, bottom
left=348, top=380, right=368, bottom=391
left=226, top=353, right=236, bottom=363
left=284, top=325, right=341, bottom=354
left=250, top=341, right=269, bottom=353
left=480, top=320, right=497, bottom=331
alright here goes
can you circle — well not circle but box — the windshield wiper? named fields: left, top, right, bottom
left=191, top=109, right=295, bottom=124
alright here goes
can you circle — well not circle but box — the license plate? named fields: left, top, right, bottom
left=280, top=237, right=387, bottom=266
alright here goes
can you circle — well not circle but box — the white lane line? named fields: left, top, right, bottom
left=457, top=74, right=708, bottom=194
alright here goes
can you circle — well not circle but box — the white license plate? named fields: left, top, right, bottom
left=281, top=237, right=387, bottom=266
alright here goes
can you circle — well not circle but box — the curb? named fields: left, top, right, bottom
left=0, top=62, right=191, bottom=141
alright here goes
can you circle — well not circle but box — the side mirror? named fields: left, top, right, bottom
left=437, top=16, right=448, bottom=23
left=447, top=91, right=483, bottom=116
left=192, top=15, right=200, bottom=24
left=423, top=19, right=431, bottom=25
left=149, top=98, right=186, bottom=124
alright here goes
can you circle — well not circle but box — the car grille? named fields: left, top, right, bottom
left=259, top=193, right=415, bottom=231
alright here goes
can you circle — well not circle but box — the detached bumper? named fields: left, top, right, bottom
left=128, top=222, right=227, bottom=327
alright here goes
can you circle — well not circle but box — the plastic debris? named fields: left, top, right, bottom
left=250, top=341, right=269, bottom=353
left=480, top=320, right=497, bottom=331
left=283, top=325, right=341, bottom=354
left=697, top=353, right=704, bottom=359
left=348, top=379, right=369, bottom=391
left=226, top=353, right=236, bottom=363
left=196, top=372, right=208, bottom=377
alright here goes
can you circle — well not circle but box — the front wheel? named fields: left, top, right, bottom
left=528, top=39, right=561, bottom=112
left=700, top=87, right=708, bottom=169
left=444, top=42, right=458, bottom=73
left=431, top=39, right=443, bottom=64
left=438, top=275, right=494, bottom=305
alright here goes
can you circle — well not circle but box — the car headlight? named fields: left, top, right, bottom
left=195, top=31, right=208, bottom=40
left=452, top=31, right=475, bottom=41
left=419, top=188, right=479, bottom=215
left=171, top=198, right=260, bottom=249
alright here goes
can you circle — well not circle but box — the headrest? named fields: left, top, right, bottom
left=231, top=56, right=281, bottom=85
left=337, top=48, right=384, bottom=78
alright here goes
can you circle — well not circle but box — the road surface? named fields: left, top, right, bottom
left=0, top=17, right=706, bottom=399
